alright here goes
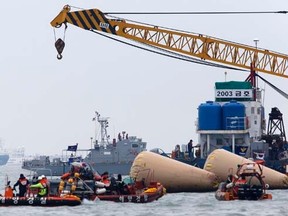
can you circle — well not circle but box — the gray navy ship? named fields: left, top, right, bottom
left=22, top=111, right=147, bottom=176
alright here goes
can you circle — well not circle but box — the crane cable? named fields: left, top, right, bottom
left=100, top=14, right=250, bottom=71
left=90, top=29, right=247, bottom=72
left=90, top=30, right=288, bottom=101
left=104, top=11, right=288, bottom=15
left=68, top=5, right=288, bottom=15
left=89, top=30, right=288, bottom=101
left=62, top=5, right=288, bottom=99
left=256, top=74, right=288, bottom=100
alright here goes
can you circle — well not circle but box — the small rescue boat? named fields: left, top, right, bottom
left=49, top=161, right=166, bottom=203
left=86, top=181, right=166, bottom=203
left=215, top=162, right=272, bottom=201
left=0, top=179, right=81, bottom=207
left=52, top=176, right=166, bottom=203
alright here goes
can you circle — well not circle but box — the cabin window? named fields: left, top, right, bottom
left=132, top=144, right=139, bottom=148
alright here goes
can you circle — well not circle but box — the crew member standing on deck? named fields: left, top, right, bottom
left=13, top=174, right=30, bottom=197
left=175, top=145, right=181, bottom=158
left=188, top=139, right=193, bottom=158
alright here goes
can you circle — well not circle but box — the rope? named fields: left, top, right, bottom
left=104, top=11, right=288, bottom=15
left=53, top=28, right=57, bottom=42
left=65, top=5, right=288, bottom=15
left=90, top=30, right=247, bottom=72
left=256, top=74, right=288, bottom=99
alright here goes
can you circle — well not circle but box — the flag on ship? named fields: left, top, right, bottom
left=67, top=143, right=78, bottom=151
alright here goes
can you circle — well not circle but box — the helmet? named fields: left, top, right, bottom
left=38, top=176, right=43, bottom=180
left=71, top=162, right=82, bottom=167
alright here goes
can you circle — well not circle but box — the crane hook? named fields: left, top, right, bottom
left=57, top=54, right=63, bottom=60
left=55, top=38, right=65, bottom=60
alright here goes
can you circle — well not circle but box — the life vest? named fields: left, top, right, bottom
left=38, top=186, right=47, bottom=196
left=39, top=181, right=48, bottom=196
left=30, top=181, right=48, bottom=196
left=4, top=186, right=13, bottom=198
left=235, top=178, right=246, bottom=186
left=101, top=175, right=110, bottom=185
left=61, top=172, right=71, bottom=180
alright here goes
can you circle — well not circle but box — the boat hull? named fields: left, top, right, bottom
left=215, top=190, right=272, bottom=201
left=88, top=184, right=165, bottom=203
left=0, top=196, right=81, bottom=206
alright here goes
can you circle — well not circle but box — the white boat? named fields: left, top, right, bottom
left=7, top=147, right=25, bottom=164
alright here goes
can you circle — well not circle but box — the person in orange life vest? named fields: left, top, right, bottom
left=235, top=174, right=246, bottom=186
left=101, top=171, right=110, bottom=185
left=233, top=174, right=246, bottom=196
left=13, top=174, right=29, bottom=197
left=4, top=181, right=14, bottom=198
left=61, top=162, right=81, bottom=180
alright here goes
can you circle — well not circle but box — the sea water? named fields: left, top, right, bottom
left=0, top=164, right=287, bottom=216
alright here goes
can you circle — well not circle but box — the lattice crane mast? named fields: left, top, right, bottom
left=51, top=5, right=288, bottom=79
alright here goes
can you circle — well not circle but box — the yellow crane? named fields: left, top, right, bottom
left=51, top=5, right=288, bottom=79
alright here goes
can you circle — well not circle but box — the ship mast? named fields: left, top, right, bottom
left=94, top=111, right=110, bottom=148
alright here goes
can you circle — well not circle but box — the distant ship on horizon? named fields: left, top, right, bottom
left=7, top=147, right=25, bottom=165
left=0, top=142, right=9, bottom=166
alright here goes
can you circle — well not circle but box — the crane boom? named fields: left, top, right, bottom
left=51, top=5, right=288, bottom=79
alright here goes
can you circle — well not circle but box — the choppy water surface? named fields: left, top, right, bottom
left=0, top=164, right=287, bottom=216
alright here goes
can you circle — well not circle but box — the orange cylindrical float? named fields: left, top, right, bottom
left=204, top=149, right=288, bottom=189
left=130, top=151, right=219, bottom=193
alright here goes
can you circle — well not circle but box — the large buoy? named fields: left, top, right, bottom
left=204, top=149, right=288, bottom=189
left=130, top=151, right=219, bottom=192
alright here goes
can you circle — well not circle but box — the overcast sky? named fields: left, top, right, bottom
left=1, top=0, right=288, bottom=155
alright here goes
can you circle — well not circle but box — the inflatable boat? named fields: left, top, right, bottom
left=51, top=176, right=166, bottom=203
left=215, top=162, right=272, bottom=201
left=87, top=181, right=165, bottom=203
left=0, top=195, right=81, bottom=207
left=0, top=181, right=81, bottom=207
